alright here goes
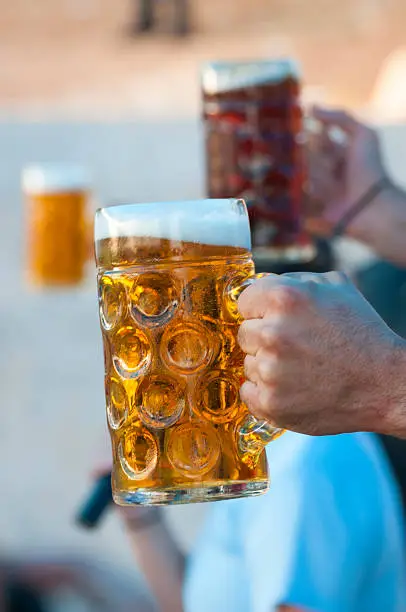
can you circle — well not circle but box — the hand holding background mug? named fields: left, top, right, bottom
left=305, top=106, right=386, bottom=239
left=305, top=106, right=406, bottom=266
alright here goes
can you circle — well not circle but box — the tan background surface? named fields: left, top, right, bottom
left=1, top=0, right=406, bottom=117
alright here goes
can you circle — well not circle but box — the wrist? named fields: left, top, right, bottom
left=372, top=335, right=406, bottom=438
left=347, top=178, right=406, bottom=254
left=345, top=175, right=394, bottom=244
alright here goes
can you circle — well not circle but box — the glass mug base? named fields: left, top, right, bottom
left=114, top=479, right=269, bottom=506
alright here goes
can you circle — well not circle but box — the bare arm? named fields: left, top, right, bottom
left=351, top=181, right=406, bottom=266
left=122, top=509, right=185, bottom=612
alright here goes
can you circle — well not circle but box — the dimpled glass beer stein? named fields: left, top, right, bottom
left=95, top=199, right=281, bottom=505
left=23, top=163, right=90, bottom=287
left=202, top=59, right=314, bottom=263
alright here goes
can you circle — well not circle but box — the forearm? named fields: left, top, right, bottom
left=350, top=181, right=406, bottom=266
left=123, top=514, right=185, bottom=612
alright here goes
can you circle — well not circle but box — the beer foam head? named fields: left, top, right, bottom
left=22, top=163, right=90, bottom=194
left=202, top=58, right=301, bottom=94
left=95, top=199, right=251, bottom=249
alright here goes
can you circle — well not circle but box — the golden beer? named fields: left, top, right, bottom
left=95, top=199, right=277, bottom=505
left=23, top=164, right=89, bottom=286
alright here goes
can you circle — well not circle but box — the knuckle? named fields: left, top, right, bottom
left=267, top=285, right=305, bottom=312
left=238, top=320, right=262, bottom=351
left=243, top=355, right=255, bottom=379
left=260, top=323, right=277, bottom=344
left=324, top=271, right=349, bottom=285
left=257, top=353, right=277, bottom=384
left=260, top=324, right=292, bottom=355
left=237, top=282, right=260, bottom=314
left=239, top=381, right=252, bottom=406
left=258, top=384, right=277, bottom=413
left=240, top=381, right=260, bottom=412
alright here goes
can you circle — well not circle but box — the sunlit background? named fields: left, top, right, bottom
left=1, top=1, right=406, bottom=609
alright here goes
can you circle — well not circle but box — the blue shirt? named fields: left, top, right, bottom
left=184, top=432, right=406, bottom=612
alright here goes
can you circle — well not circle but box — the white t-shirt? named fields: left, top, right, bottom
left=184, top=432, right=406, bottom=612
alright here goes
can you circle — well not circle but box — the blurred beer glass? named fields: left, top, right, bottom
left=23, top=163, right=90, bottom=287
left=201, top=58, right=315, bottom=264
left=95, top=198, right=281, bottom=506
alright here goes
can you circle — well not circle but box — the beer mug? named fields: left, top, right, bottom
left=95, top=198, right=282, bottom=505
left=23, top=163, right=89, bottom=287
left=201, top=59, right=314, bottom=263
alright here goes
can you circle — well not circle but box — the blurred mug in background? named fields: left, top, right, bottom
left=201, top=58, right=314, bottom=264
left=23, top=163, right=91, bottom=288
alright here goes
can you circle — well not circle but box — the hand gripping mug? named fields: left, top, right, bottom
left=94, top=198, right=282, bottom=505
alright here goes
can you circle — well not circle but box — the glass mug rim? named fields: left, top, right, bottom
left=95, top=198, right=250, bottom=237
left=22, top=163, right=90, bottom=195
left=95, top=197, right=247, bottom=214
left=94, top=198, right=252, bottom=268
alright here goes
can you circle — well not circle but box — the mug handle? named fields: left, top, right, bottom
left=227, top=273, right=284, bottom=467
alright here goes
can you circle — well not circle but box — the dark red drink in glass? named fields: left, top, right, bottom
left=202, top=59, right=314, bottom=262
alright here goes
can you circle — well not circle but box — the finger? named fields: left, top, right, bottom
left=240, top=319, right=298, bottom=364
left=320, top=145, right=347, bottom=182
left=238, top=319, right=266, bottom=355
left=306, top=150, right=336, bottom=181
left=238, top=276, right=304, bottom=320
left=240, top=381, right=275, bottom=423
left=320, top=124, right=347, bottom=158
left=305, top=170, right=334, bottom=207
left=255, top=349, right=280, bottom=385
left=302, top=175, right=331, bottom=216
left=311, top=105, right=361, bottom=135
left=240, top=380, right=261, bottom=412
left=306, top=150, right=341, bottom=198
left=306, top=132, right=346, bottom=187
left=244, top=354, right=260, bottom=384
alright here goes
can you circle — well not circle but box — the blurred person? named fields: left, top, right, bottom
left=127, top=0, right=189, bottom=37
left=96, top=428, right=406, bottom=612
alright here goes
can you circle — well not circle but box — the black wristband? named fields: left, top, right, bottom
left=122, top=507, right=163, bottom=531
left=332, top=176, right=390, bottom=238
